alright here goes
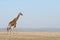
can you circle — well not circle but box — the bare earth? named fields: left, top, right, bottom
left=0, top=32, right=60, bottom=40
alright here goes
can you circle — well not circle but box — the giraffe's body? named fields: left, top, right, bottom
left=7, top=12, right=23, bottom=32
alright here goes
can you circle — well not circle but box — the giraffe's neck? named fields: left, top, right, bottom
left=16, top=14, right=20, bottom=20
left=13, top=14, right=20, bottom=23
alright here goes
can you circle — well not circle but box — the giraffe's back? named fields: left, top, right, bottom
left=9, top=20, right=16, bottom=27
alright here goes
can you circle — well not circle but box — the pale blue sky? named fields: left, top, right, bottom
left=0, top=0, right=60, bottom=29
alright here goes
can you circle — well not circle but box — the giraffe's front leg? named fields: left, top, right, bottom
left=13, top=23, right=18, bottom=32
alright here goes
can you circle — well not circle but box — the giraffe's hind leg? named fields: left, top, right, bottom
left=7, top=26, right=12, bottom=32
left=7, top=27, right=10, bottom=32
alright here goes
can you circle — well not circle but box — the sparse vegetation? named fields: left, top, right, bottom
left=0, top=32, right=60, bottom=40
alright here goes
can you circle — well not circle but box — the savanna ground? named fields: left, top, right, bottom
left=0, top=32, right=60, bottom=40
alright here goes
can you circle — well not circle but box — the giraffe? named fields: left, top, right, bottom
left=7, top=12, right=23, bottom=32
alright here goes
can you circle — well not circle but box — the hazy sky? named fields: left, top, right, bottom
left=0, top=0, right=60, bottom=29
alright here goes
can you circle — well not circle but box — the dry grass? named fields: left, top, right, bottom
left=0, top=32, right=60, bottom=40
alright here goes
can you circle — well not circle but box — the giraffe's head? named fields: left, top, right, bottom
left=19, top=12, right=23, bottom=16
